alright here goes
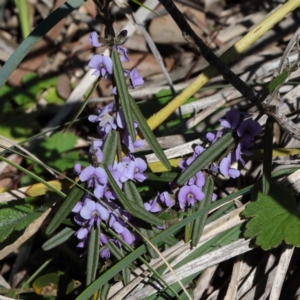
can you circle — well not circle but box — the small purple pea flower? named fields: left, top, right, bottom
left=88, top=54, right=113, bottom=77
left=178, top=185, right=204, bottom=210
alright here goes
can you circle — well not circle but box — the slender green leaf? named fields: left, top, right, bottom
left=177, top=132, right=234, bottom=185
left=102, top=164, right=134, bottom=213
left=122, top=267, right=131, bottom=286
left=64, top=76, right=101, bottom=133
left=262, top=117, right=274, bottom=195
left=103, top=164, right=163, bottom=226
left=124, top=181, right=144, bottom=207
left=260, top=70, right=289, bottom=103
left=45, top=182, right=86, bottom=236
left=100, top=283, right=111, bottom=300
left=0, top=0, right=85, bottom=90
left=184, top=207, right=194, bottom=243
left=75, top=185, right=252, bottom=300
left=130, top=206, right=164, bottom=227
left=0, top=155, right=65, bottom=198
left=192, top=177, right=214, bottom=247
left=102, top=131, right=119, bottom=166
left=112, top=50, right=135, bottom=139
left=130, top=96, right=171, bottom=170
left=144, top=172, right=178, bottom=182
left=14, top=0, right=31, bottom=39
left=107, top=241, right=126, bottom=260
left=42, top=227, right=75, bottom=251
left=86, top=225, right=100, bottom=286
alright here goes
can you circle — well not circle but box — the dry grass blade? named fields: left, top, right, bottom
left=224, top=255, right=243, bottom=300
left=0, top=134, right=56, bottom=177
left=126, top=239, right=252, bottom=300
left=108, top=204, right=246, bottom=298
left=269, top=246, right=294, bottom=300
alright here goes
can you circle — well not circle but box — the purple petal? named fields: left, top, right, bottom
left=228, top=168, right=240, bottom=178
left=94, top=184, right=105, bottom=198
left=190, top=185, right=204, bottom=201
left=219, top=157, right=230, bottom=177
left=89, top=31, right=102, bottom=47
left=100, top=247, right=110, bottom=258
left=76, top=227, right=89, bottom=239
left=74, top=163, right=82, bottom=175
left=88, top=55, right=103, bottom=70
left=237, top=119, right=262, bottom=137
left=206, top=132, right=216, bottom=142
left=96, top=203, right=109, bottom=220
left=79, top=166, right=95, bottom=182
left=72, top=202, right=83, bottom=213
left=130, top=68, right=144, bottom=89
left=94, top=167, right=108, bottom=185
left=115, top=45, right=129, bottom=62
left=121, top=228, right=134, bottom=244
left=80, top=200, right=95, bottom=219
left=112, top=221, right=124, bottom=234
left=102, top=56, right=113, bottom=75
left=195, top=171, right=205, bottom=187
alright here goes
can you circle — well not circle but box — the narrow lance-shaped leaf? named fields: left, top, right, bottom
left=192, top=177, right=214, bottom=247
left=42, top=227, right=75, bottom=251
left=0, top=0, right=86, bottom=90
left=184, top=207, right=194, bottom=243
left=177, top=132, right=234, bottom=185
left=102, top=131, right=119, bottom=166
left=86, top=225, right=100, bottom=286
left=45, top=182, right=86, bottom=236
left=122, top=267, right=131, bottom=286
left=124, top=181, right=144, bottom=208
left=262, top=117, right=274, bottom=195
left=130, top=95, right=171, bottom=170
left=111, top=50, right=135, bottom=140
left=102, top=164, right=164, bottom=226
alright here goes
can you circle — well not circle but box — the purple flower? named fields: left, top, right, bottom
left=89, top=31, right=102, bottom=47
left=88, top=54, right=113, bottom=77
left=160, top=192, right=175, bottom=207
left=219, top=154, right=240, bottom=178
left=211, top=162, right=218, bottom=173
left=237, top=119, right=262, bottom=138
left=131, top=157, right=147, bottom=182
left=206, top=130, right=222, bottom=143
left=220, top=108, right=241, bottom=129
left=74, top=163, right=82, bottom=175
left=88, top=103, right=115, bottom=123
left=100, top=247, right=110, bottom=258
left=178, top=185, right=204, bottom=210
left=89, top=140, right=104, bottom=164
left=129, top=68, right=144, bottom=89
left=115, top=45, right=129, bottom=62
left=80, top=199, right=110, bottom=227
left=109, top=215, right=134, bottom=245
left=108, top=161, right=123, bottom=189
left=144, top=196, right=162, bottom=213
left=79, top=166, right=108, bottom=187
left=188, top=171, right=205, bottom=188
left=117, top=160, right=135, bottom=183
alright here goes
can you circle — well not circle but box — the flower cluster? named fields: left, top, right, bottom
left=143, top=109, right=262, bottom=214
left=207, top=108, right=262, bottom=178
left=88, top=30, right=144, bottom=94
left=72, top=24, right=263, bottom=259
left=71, top=30, right=148, bottom=259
